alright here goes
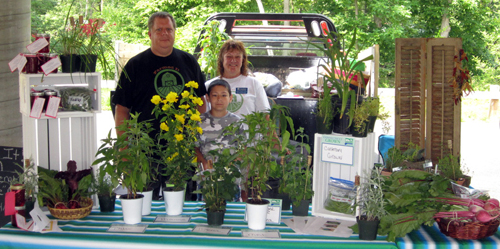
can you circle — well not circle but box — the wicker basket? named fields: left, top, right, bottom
left=435, top=218, right=500, bottom=240
left=48, top=198, right=93, bottom=220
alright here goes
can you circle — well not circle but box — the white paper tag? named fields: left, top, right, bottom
left=41, top=57, right=61, bottom=76
left=18, top=56, right=27, bottom=72
left=154, top=215, right=191, bottom=223
left=8, top=54, right=23, bottom=72
left=108, top=224, right=148, bottom=233
left=69, top=96, right=85, bottom=106
left=266, top=199, right=282, bottom=224
left=30, top=97, right=45, bottom=119
left=241, top=229, right=281, bottom=238
left=192, top=225, right=232, bottom=235
left=26, top=38, right=49, bottom=53
left=30, top=204, right=50, bottom=232
left=45, top=96, right=60, bottom=118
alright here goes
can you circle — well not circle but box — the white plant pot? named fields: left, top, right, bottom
left=120, top=195, right=144, bottom=224
left=139, top=190, right=153, bottom=216
left=163, top=189, right=185, bottom=216
left=246, top=200, right=269, bottom=230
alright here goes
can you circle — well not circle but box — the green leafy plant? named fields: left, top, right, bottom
left=282, top=127, right=313, bottom=207
left=402, top=142, right=425, bottom=163
left=152, top=81, right=204, bottom=191
left=307, top=29, right=373, bottom=127
left=37, top=166, right=93, bottom=209
left=378, top=170, right=455, bottom=242
left=438, top=153, right=464, bottom=181
left=225, top=104, right=293, bottom=204
left=357, top=168, right=387, bottom=221
left=196, top=20, right=230, bottom=80
left=194, top=148, right=241, bottom=212
left=385, top=146, right=404, bottom=172
left=350, top=99, right=370, bottom=134
left=8, top=159, right=38, bottom=202
left=92, top=113, right=156, bottom=199
left=91, top=163, right=117, bottom=198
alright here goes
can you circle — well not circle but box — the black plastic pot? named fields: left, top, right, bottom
left=357, top=216, right=380, bottom=240
left=367, top=115, right=377, bottom=133
left=315, top=114, right=333, bottom=134
left=277, top=192, right=292, bottom=210
left=60, top=54, right=80, bottom=73
left=80, top=54, right=98, bottom=72
left=332, top=96, right=352, bottom=135
left=206, top=209, right=225, bottom=226
left=98, top=194, right=116, bottom=213
left=262, top=178, right=280, bottom=199
left=292, top=199, right=310, bottom=216
left=351, top=120, right=369, bottom=137
left=24, top=199, right=35, bottom=219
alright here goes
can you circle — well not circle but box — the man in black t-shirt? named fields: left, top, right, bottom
left=112, top=12, right=207, bottom=200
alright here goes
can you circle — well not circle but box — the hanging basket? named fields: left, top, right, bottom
left=435, top=218, right=500, bottom=240
left=48, top=198, right=93, bottom=220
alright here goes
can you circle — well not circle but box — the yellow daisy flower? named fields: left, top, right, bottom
left=174, top=134, right=184, bottom=142
left=166, top=92, right=179, bottom=103
left=160, top=122, right=169, bottom=131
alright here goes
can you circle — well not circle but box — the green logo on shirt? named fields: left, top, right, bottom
left=227, top=94, right=244, bottom=112
left=155, top=69, right=185, bottom=97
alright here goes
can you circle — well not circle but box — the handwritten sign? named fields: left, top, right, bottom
left=0, top=146, right=23, bottom=227
left=320, top=136, right=354, bottom=165
left=154, top=215, right=191, bottom=223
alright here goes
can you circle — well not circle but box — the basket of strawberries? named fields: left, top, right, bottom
left=38, top=160, right=94, bottom=220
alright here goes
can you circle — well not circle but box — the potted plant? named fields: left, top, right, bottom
left=383, top=146, right=404, bottom=175
left=194, top=148, right=241, bottom=226
left=91, top=160, right=117, bottom=213
left=151, top=81, right=204, bottom=215
left=93, top=113, right=155, bottom=224
left=225, top=104, right=292, bottom=230
left=307, top=29, right=373, bottom=134
left=37, top=161, right=94, bottom=220
left=349, top=99, right=370, bottom=137
left=437, top=153, right=471, bottom=186
left=401, top=142, right=426, bottom=170
left=365, top=97, right=390, bottom=133
left=282, top=128, right=314, bottom=216
left=6, top=159, right=38, bottom=225
left=355, top=167, right=387, bottom=240
left=196, top=20, right=230, bottom=80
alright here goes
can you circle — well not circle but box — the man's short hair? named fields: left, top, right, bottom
left=208, top=79, right=232, bottom=95
left=148, top=12, right=177, bottom=31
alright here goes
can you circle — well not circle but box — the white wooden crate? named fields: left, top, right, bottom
left=19, top=73, right=100, bottom=172
left=312, top=133, right=375, bottom=221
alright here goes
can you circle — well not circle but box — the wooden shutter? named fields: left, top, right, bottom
left=425, top=38, right=462, bottom=162
left=395, top=38, right=426, bottom=149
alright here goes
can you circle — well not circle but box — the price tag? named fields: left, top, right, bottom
left=241, top=229, right=280, bottom=238
left=154, top=215, right=191, bottom=223
left=192, top=225, right=232, bottom=235
left=45, top=96, right=61, bottom=118
left=17, top=56, right=27, bottom=72
left=8, top=54, right=23, bottom=72
left=41, top=57, right=62, bottom=76
left=26, top=38, right=49, bottom=53
left=108, top=224, right=148, bottom=233
left=29, top=97, right=45, bottom=119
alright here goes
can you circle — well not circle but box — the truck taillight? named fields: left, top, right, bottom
left=320, top=21, right=329, bottom=36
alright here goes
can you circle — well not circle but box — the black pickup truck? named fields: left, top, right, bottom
left=194, top=13, right=339, bottom=151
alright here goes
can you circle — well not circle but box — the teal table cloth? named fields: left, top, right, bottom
left=0, top=201, right=397, bottom=249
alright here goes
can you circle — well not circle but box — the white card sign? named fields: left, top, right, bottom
left=192, top=225, right=231, bottom=235
left=266, top=199, right=282, bottom=224
left=154, top=215, right=191, bottom=223
left=8, top=54, right=23, bottom=72
left=108, top=224, right=148, bottom=233
left=241, top=229, right=280, bottom=238
left=320, top=136, right=355, bottom=165
left=45, top=96, right=61, bottom=118
left=26, top=38, right=49, bottom=53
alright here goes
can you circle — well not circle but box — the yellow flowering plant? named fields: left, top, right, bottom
left=151, top=81, right=204, bottom=191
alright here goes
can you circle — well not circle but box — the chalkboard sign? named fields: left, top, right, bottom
left=0, top=146, right=23, bottom=227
